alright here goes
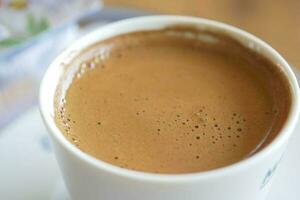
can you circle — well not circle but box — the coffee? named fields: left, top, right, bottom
left=54, top=27, right=291, bottom=174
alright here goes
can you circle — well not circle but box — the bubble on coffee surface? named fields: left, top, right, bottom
left=126, top=97, right=249, bottom=161
left=73, top=47, right=116, bottom=81
left=57, top=98, right=82, bottom=147
left=75, top=59, right=103, bottom=79
left=59, top=103, right=80, bottom=147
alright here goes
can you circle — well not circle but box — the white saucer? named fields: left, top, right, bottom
left=0, top=108, right=69, bottom=200
left=0, top=107, right=299, bottom=200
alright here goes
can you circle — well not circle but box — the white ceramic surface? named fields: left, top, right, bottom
left=39, top=16, right=300, bottom=200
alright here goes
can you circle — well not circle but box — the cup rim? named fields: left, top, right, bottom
left=39, top=15, right=300, bottom=182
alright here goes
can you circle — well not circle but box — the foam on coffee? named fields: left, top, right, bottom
left=54, top=27, right=291, bottom=173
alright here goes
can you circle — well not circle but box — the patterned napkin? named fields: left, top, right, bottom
left=0, top=0, right=101, bottom=128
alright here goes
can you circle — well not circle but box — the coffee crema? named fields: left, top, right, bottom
left=54, top=27, right=291, bottom=173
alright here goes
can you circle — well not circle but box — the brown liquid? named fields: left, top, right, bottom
left=55, top=28, right=291, bottom=174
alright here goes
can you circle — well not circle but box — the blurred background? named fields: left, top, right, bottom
left=0, top=0, right=300, bottom=199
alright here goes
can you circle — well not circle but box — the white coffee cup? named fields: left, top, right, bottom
left=39, top=16, right=300, bottom=200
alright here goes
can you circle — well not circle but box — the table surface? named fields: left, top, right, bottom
left=104, top=0, right=300, bottom=70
